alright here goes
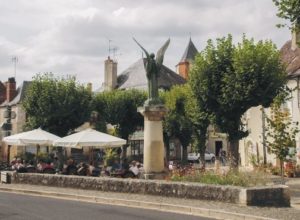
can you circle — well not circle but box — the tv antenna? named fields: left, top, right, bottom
left=11, top=56, right=18, bottom=79
left=110, top=46, right=120, bottom=60
left=108, top=39, right=112, bottom=56
left=105, top=38, right=121, bottom=61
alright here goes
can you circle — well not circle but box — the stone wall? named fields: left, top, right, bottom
left=9, top=173, right=290, bottom=207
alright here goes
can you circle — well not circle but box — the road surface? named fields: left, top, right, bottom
left=0, top=192, right=214, bottom=220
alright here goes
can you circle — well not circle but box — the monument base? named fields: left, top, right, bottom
left=138, top=105, right=167, bottom=174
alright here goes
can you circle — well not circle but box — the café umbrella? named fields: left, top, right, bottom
left=53, top=128, right=126, bottom=148
left=3, top=128, right=60, bottom=146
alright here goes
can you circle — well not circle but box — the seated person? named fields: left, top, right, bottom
left=52, top=156, right=59, bottom=173
left=111, top=159, right=121, bottom=171
left=121, top=159, right=130, bottom=171
left=25, top=160, right=36, bottom=173
left=129, top=161, right=140, bottom=176
left=11, top=158, right=17, bottom=170
left=63, top=157, right=76, bottom=175
left=77, top=162, right=88, bottom=176
left=36, top=160, right=45, bottom=172
left=88, top=162, right=101, bottom=176
left=44, top=161, right=53, bottom=169
left=15, top=159, right=26, bottom=172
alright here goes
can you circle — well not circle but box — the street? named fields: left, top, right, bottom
left=0, top=192, right=214, bottom=220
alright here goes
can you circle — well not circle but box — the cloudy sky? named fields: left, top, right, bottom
left=0, top=0, right=291, bottom=90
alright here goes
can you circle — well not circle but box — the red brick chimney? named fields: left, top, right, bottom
left=5, top=77, right=16, bottom=102
left=0, top=82, right=6, bottom=104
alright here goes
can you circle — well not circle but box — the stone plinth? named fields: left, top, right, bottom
left=138, top=105, right=167, bottom=176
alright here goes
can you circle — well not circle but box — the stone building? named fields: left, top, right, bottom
left=0, top=78, right=31, bottom=162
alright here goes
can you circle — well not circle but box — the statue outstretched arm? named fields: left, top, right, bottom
left=156, top=38, right=170, bottom=68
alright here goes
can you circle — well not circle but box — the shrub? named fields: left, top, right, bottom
left=103, top=148, right=119, bottom=166
left=270, top=166, right=280, bottom=175
left=16, top=152, right=35, bottom=162
left=170, top=169, right=268, bottom=187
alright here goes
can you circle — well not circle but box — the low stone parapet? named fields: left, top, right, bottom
left=7, top=172, right=290, bottom=207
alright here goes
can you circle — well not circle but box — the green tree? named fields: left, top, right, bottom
left=185, top=88, right=210, bottom=169
left=189, top=35, right=286, bottom=169
left=22, top=73, right=92, bottom=136
left=162, top=84, right=210, bottom=168
left=163, top=85, right=193, bottom=164
left=273, top=0, right=300, bottom=30
left=92, top=89, right=146, bottom=160
left=92, top=89, right=146, bottom=140
left=266, top=90, right=299, bottom=180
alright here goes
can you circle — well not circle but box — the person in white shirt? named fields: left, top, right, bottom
left=129, top=161, right=139, bottom=176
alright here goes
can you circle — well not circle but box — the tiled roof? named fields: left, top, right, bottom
left=280, top=40, right=300, bottom=77
left=0, top=81, right=32, bottom=106
left=116, top=58, right=186, bottom=90
left=179, top=38, right=198, bottom=63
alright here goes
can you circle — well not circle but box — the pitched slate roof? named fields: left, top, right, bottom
left=116, top=58, right=186, bottom=90
left=179, top=38, right=198, bottom=63
left=0, top=81, right=32, bottom=106
left=280, top=40, right=300, bottom=78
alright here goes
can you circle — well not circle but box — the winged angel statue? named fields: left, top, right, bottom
left=133, top=38, right=170, bottom=106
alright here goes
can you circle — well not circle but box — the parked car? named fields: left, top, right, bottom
left=188, top=151, right=215, bottom=163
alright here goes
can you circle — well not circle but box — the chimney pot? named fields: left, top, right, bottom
left=6, top=77, right=16, bottom=102
left=104, top=57, right=117, bottom=91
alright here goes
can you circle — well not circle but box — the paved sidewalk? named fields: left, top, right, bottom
left=1, top=183, right=300, bottom=220
left=286, top=178, right=300, bottom=210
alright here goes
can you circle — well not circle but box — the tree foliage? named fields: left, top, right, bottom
left=22, top=73, right=92, bottom=136
left=162, top=84, right=210, bottom=167
left=163, top=85, right=193, bottom=163
left=189, top=35, right=286, bottom=169
left=266, top=89, right=299, bottom=178
left=92, top=89, right=146, bottom=140
left=273, top=0, right=300, bottom=29
left=185, top=85, right=210, bottom=168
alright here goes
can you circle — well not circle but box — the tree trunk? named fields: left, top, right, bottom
left=228, top=139, right=239, bottom=171
left=195, top=132, right=206, bottom=170
left=199, top=147, right=206, bottom=170
left=280, top=159, right=284, bottom=184
left=56, top=147, right=64, bottom=172
left=181, top=145, right=188, bottom=164
left=121, top=145, right=128, bottom=162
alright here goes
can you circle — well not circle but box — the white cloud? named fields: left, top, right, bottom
left=0, top=0, right=292, bottom=89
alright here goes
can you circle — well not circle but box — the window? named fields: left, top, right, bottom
left=130, top=140, right=143, bottom=157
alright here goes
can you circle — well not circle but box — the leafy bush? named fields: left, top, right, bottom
left=104, top=148, right=119, bottom=166
left=36, top=152, right=51, bottom=162
left=16, top=152, right=35, bottom=162
left=170, top=169, right=268, bottom=187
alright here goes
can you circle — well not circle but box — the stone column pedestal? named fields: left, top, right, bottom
left=138, top=105, right=167, bottom=179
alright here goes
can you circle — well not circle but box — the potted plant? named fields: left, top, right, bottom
left=103, top=148, right=118, bottom=166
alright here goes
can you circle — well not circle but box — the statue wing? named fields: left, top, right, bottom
left=133, top=37, right=150, bottom=59
left=156, top=38, right=170, bottom=67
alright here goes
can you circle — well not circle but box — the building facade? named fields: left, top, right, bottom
left=0, top=78, right=31, bottom=162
